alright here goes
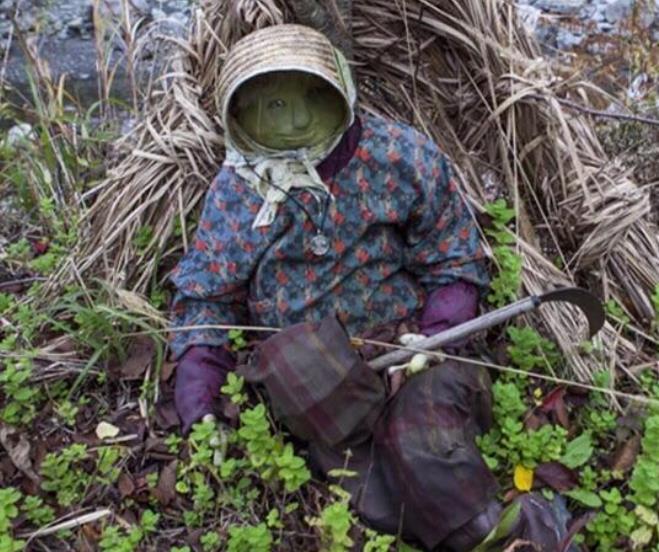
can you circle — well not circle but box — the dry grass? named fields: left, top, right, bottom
left=54, top=0, right=659, bottom=382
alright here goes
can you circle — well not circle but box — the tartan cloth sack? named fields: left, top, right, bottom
left=239, top=314, right=500, bottom=550
left=238, top=314, right=386, bottom=447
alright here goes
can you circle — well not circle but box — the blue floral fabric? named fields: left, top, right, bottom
left=170, top=112, right=488, bottom=359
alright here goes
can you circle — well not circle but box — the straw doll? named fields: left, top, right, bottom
left=169, top=24, right=570, bottom=551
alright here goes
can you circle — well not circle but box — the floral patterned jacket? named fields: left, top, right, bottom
left=170, top=112, right=488, bottom=359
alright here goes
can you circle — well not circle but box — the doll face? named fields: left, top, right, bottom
left=232, top=71, right=347, bottom=150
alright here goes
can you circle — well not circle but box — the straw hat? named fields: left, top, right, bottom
left=216, top=24, right=357, bottom=142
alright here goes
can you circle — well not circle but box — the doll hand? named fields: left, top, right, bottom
left=175, top=346, right=235, bottom=435
left=387, top=333, right=435, bottom=377
left=419, top=281, right=479, bottom=336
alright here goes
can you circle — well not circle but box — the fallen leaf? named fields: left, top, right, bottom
left=513, top=465, right=534, bottom=492
left=524, top=412, right=547, bottom=431
left=610, top=434, right=641, bottom=472
left=119, top=336, right=155, bottom=380
left=117, top=473, right=135, bottom=498
left=0, top=424, right=40, bottom=483
left=153, top=461, right=177, bottom=506
left=161, top=361, right=176, bottom=382
left=535, top=462, right=579, bottom=492
left=95, top=422, right=120, bottom=440
left=155, top=400, right=180, bottom=431
left=540, top=387, right=569, bottom=428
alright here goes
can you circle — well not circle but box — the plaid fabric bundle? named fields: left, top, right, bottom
left=240, top=315, right=498, bottom=550
left=238, top=315, right=386, bottom=447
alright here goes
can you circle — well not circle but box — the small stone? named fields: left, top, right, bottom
left=151, top=7, right=166, bottom=20
left=68, top=16, right=83, bottom=30
left=556, top=28, right=584, bottom=48
left=5, top=123, right=33, bottom=147
left=533, top=0, right=587, bottom=15
left=604, top=0, right=635, bottom=24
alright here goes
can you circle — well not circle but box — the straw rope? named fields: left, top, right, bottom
left=55, top=0, right=658, bottom=382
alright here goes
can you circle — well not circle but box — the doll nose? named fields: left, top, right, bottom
left=292, top=100, right=311, bottom=130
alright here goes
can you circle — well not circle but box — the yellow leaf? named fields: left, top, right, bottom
left=514, top=465, right=534, bottom=492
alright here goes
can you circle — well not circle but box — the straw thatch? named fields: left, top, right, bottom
left=62, top=0, right=658, bottom=382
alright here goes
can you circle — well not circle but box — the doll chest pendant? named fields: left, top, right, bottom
left=310, top=232, right=331, bottom=256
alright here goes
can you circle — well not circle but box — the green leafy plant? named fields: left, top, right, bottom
left=0, top=488, right=22, bottom=534
left=228, top=329, right=248, bottom=351
left=0, top=357, right=42, bottom=425
left=506, top=326, right=560, bottom=374
left=98, top=510, right=159, bottom=552
left=21, top=495, right=55, bottom=526
left=484, top=200, right=522, bottom=307
left=307, top=489, right=355, bottom=552
left=226, top=523, right=273, bottom=552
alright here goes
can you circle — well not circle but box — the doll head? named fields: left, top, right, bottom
left=217, top=24, right=356, bottom=158
left=230, top=71, right=348, bottom=151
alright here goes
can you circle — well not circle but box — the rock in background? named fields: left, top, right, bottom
left=0, top=0, right=657, bottom=106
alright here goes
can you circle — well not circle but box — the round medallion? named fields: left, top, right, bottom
left=310, top=233, right=331, bottom=256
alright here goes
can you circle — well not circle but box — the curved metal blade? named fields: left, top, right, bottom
left=539, top=287, right=605, bottom=338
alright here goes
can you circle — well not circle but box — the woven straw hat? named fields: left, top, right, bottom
left=217, top=24, right=356, bottom=152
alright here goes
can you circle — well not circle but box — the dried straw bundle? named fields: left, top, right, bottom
left=64, top=0, right=657, bottom=381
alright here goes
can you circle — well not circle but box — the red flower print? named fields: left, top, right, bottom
left=361, top=208, right=374, bottom=222
left=332, top=210, right=346, bottom=225
left=387, top=149, right=401, bottom=163
left=276, top=271, right=289, bottom=285
left=356, top=248, right=370, bottom=263
left=200, top=220, right=212, bottom=231
left=305, top=268, right=317, bottom=283
left=356, top=147, right=370, bottom=162
left=395, top=304, right=409, bottom=318
left=439, top=240, right=450, bottom=254
left=227, top=261, right=238, bottom=274
left=334, top=239, right=347, bottom=255
left=194, top=239, right=208, bottom=252
left=386, top=209, right=398, bottom=222
left=459, top=227, right=470, bottom=240
left=209, top=261, right=221, bottom=273
left=359, top=178, right=370, bottom=193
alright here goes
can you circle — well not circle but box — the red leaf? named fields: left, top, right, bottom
left=540, top=387, right=570, bottom=428
left=119, top=336, right=154, bottom=380
left=534, top=462, right=579, bottom=492
left=153, top=461, right=177, bottom=506
left=117, top=473, right=136, bottom=498
left=610, top=434, right=641, bottom=472
left=32, top=239, right=49, bottom=255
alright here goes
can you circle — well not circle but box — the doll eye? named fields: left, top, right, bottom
left=307, top=86, right=326, bottom=98
left=268, top=99, right=286, bottom=109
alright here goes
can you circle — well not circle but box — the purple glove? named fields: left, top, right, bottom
left=175, top=345, right=235, bottom=435
left=418, top=281, right=479, bottom=337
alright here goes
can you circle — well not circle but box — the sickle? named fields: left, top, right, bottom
left=369, top=287, right=605, bottom=372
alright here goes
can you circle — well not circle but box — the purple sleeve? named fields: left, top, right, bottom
left=175, top=345, right=235, bottom=434
left=418, top=281, right=479, bottom=336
